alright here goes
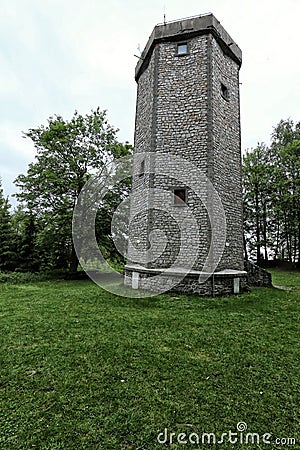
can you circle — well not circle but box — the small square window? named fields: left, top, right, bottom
left=177, top=43, right=188, bottom=55
left=174, top=188, right=187, bottom=205
left=221, top=83, right=229, bottom=101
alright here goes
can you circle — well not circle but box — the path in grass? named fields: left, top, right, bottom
left=0, top=271, right=299, bottom=449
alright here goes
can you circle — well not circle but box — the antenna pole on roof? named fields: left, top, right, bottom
left=163, top=4, right=166, bottom=25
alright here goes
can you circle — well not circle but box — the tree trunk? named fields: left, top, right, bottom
left=297, top=212, right=300, bottom=268
left=283, top=209, right=291, bottom=261
left=274, top=213, right=280, bottom=260
left=263, top=201, right=268, bottom=261
left=243, top=233, right=248, bottom=261
left=255, top=190, right=261, bottom=264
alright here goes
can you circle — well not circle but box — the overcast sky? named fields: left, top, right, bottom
left=1, top=0, right=299, bottom=200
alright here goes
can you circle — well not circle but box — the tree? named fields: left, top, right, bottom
left=15, top=109, right=132, bottom=273
left=0, top=179, right=17, bottom=271
left=243, top=119, right=300, bottom=266
left=269, top=119, right=300, bottom=264
left=12, top=207, right=43, bottom=272
left=243, top=143, right=272, bottom=263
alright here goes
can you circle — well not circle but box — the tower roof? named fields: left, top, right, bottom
left=135, top=13, right=242, bottom=81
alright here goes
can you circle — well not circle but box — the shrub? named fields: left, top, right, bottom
left=0, top=270, right=65, bottom=284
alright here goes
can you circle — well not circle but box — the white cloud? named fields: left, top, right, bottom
left=0, top=122, right=34, bottom=158
left=0, top=0, right=299, bottom=197
left=0, top=122, right=36, bottom=198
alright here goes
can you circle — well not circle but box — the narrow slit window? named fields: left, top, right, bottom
left=221, top=83, right=229, bottom=101
left=139, top=159, right=145, bottom=177
left=174, top=188, right=187, bottom=205
left=177, top=43, right=188, bottom=55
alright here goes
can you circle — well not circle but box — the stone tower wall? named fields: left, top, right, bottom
left=127, top=53, right=156, bottom=263
left=151, top=35, right=210, bottom=269
left=126, top=14, right=246, bottom=294
left=129, top=31, right=244, bottom=272
left=210, top=37, right=244, bottom=270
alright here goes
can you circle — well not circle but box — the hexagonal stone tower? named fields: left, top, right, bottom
left=125, top=13, right=247, bottom=295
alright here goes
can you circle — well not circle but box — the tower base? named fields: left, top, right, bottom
left=124, top=265, right=247, bottom=296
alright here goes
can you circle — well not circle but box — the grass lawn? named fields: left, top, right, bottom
left=0, top=270, right=299, bottom=449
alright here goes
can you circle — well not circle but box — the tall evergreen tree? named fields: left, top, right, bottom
left=0, top=179, right=17, bottom=271
left=12, top=207, right=40, bottom=271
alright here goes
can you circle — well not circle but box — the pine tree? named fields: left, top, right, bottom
left=0, top=179, right=17, bottom=271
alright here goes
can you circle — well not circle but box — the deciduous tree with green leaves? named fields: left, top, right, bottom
left=269, top=119, right=300, bottom=264
left=15, top=108, right=132, bottom=273
left=243, top=119, right=300, bottom=266
left=243, top=143, right=272, bottom=263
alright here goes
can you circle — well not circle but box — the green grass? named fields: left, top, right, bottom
left=269, top=267, right=300, bottom=290
left=0, top=271, right=299, bottom=449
